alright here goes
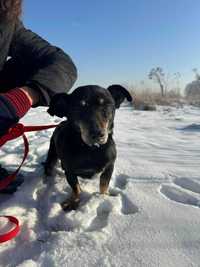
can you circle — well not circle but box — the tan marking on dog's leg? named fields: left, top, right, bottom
left=100, top=179, right=109, bottom=194
left=99, top=164, right=114, bottom=195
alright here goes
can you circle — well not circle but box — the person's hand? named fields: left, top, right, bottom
left=20, top=86, right=39, bottom=106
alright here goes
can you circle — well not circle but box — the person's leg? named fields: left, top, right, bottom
left=0, top=165, right=24, bottom=194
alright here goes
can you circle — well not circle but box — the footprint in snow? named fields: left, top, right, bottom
left=115, top=174, right=130, bottom=190
left=34, top=173, right=139, bottom=236
left=86, top=200, right=113, bottom=232
left=114, top=174, right=139, bottom=215
left=160, top=177, right=200, bottom=208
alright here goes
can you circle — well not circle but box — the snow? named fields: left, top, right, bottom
left=1, top=105, right=200, bottom=267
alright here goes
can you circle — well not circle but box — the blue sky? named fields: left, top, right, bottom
left=23, top=0, right=200, bottom=90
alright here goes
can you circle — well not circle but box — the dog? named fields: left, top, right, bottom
left=44, top=84, right=132, bottom=211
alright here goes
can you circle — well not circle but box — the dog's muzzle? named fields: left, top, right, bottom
left=79, top=122, right=109, bottom=147
left=89, top=131, right=108, bottom=147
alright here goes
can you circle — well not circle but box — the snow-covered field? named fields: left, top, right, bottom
left=1, top=105, right=200, bottom=267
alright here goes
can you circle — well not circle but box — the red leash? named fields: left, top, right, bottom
left=0, top=216, right=20, bottom=243
left=0, top=123, right=57, bottom=243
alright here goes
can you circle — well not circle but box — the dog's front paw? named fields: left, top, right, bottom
left=61, top=198, right=80, bottom=212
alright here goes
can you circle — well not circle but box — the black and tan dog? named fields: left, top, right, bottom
left=44, top=85, right=132, bottom=211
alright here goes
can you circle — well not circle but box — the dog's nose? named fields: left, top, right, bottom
left=90, top=129, right=104, bottom=139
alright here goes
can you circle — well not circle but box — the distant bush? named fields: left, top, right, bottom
left=128, top=87, right=184, bottom=110
left=185, top=80, right=200, bottom=106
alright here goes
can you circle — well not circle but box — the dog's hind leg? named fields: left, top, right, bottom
left=61, top=172, right=81, bottom=211
left=100, top=163, right=114, bottom=194
left=44, top=138, right=58, bottom=176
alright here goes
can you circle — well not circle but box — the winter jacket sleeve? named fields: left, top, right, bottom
left=9, top=20, right=77, bottom=106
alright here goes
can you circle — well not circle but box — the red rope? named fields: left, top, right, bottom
left=0, top=123, right=57, bottom=243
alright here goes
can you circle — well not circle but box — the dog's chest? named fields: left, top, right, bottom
left=69, top=146, right=108, bottom=172
left=58, top=139, right=116, bottom=177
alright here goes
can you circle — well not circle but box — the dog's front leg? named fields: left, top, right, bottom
left=99, top=163, right=114, bottom=194
left=61, top=172, right=81, bottom=211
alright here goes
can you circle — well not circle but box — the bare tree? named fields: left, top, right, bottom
left=149, top=67, right=165, bottom=96
left=173, top=72, right=181, bottom=95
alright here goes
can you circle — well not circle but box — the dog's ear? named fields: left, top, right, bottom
left=107, top=85, right=132, bottom=109
left=48, top=93, right=70, bottom=118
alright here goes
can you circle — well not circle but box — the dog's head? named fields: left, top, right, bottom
left=48, top=85, right=132, bottom=147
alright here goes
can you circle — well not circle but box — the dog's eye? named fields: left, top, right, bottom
left=80, top=100, right=87, bottom=107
